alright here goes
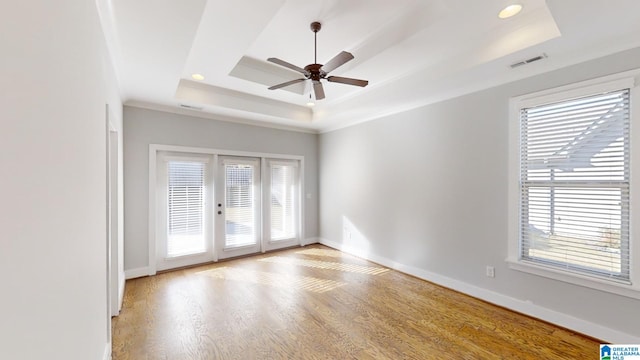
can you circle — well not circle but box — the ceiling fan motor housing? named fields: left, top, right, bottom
left=304, top=64, right=325, bottom=81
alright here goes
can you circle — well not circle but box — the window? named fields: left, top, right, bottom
left=223, top=159, right=259, bottom=248
left=521, top=89, right=629, bottom=281
left=166, top=159, right=207, bottom=257
left=269, top=160, right=299, bottom=241
left=508, top=72, right=640, bottom=297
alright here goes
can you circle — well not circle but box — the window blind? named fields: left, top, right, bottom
left=167, top=160, right=206, bottom=257
left=520, top=89, right=630, bottom=282
left=224, top=164, right=256, bottom=247
left=270, top=163, right=298, bottom=240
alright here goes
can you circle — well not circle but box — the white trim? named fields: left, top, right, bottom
left=125, top=267, right=151, bottom=280
left=215, top=155, right=262, bottom=259
left=263, top=158, right=303, bottom=252
left=516, top=75, right=636, bottom=109
left=508, top=69, right=640, bottom=298
left=150, top=144, right=305, bottom=161
left=156, top=152, right=215, bottom=270
left=148, top=144, right=306, bottom=274
left=301, top=237, right=320, bottom=246
left=267, top=159, right=300, bottom=167
left=261, top=157, right=267, bottom=253
left=508, top=80, right=523, bottom=273
left=506, top=259, right=640, bottom=299
left=118, top=276, right=125, bottom=310
left=105, top=106, right=113, bottom=343
left=161, top=155, right=210, bottom=163
left=212, top=153, right=219, bottom=262
left=299, top=158, right=306, bottom=246
left=148, top=146, right=157, bottom=275
left=319, top=238, right=640, bottom=343
left=125, top=102, right=319, bottom=134
left=103, top=342, right=111, bottom=360
left=221, top=155, right=260, bottom=166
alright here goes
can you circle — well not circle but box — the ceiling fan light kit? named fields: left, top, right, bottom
left=268, top=21, right=369, bottom=101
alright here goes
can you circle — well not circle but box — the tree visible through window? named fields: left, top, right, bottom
left=519, top=88, right=630, bottom=282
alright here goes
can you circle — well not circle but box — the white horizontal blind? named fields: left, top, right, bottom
left=224, top=163, right=256, bottom=248
left=167, top=160, right=206, bottom=257
left=520, top=89, right=630, bottom=282
left=270, top=162, right=298, bottom=241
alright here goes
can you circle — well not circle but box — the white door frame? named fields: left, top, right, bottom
left=155, top=152, right=215, bottom=271
left=216, top=155, right=262, bottom=259
left=147, top=144, right=304, bottom=276
left=262, top=158, right=302, bottom=252
left=107, top=106, right=124, bottom=318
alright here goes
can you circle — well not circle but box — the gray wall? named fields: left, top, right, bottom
left=124, top=107, right=319, bottom=271
left=319, top=47, right=640, bottom=339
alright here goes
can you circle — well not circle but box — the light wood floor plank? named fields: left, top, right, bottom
left=112, top=244, right=600, bottom=359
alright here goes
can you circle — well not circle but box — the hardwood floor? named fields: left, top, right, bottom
left=112, top=245, right=599, bottom=359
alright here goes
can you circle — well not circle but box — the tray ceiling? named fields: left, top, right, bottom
left=98, top=0, right=640, bottom=132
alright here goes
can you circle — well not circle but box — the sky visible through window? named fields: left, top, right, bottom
left=521, top=90, right=629, bottom=278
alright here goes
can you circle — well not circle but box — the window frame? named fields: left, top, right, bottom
left=507, top=70, right=640, bottom=299
left=266, top=158, right=301, bottom=243
left=155, top=153, right=215, bottom=271
left=148, top=144, right=305, bottom=275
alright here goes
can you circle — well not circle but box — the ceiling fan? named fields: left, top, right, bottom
left=267, top=21, right=368, bottom=100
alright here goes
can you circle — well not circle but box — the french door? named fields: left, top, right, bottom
left=155, top=151, right=301, bottom=271
left=215, top=156, right=261, bottom=259
left=156, top=154, right=214, bottom=271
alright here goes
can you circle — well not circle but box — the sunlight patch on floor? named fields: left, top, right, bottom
left=295, top=248, right=351, bottom=258
left=259, top=256, right=389, bottom=275
left=196, top=267, right=347, bottom=293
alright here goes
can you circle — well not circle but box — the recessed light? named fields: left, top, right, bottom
left=306, top=101, right=315, bottom=107
left=191, top=73, right=205, bottom=81
left=498, top=4, right=523, bottom=19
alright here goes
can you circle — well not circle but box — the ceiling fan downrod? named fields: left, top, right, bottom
left=311, top=21, right=321, bottom=64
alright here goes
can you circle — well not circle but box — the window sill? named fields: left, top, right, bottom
left=506, top=258, right=640, bottom=300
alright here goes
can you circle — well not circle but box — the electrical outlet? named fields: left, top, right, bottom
left=486, top=266, right=495, bottom=278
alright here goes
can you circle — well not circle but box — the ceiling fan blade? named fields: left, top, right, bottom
left=327, top=76, right=368, bottom=87
left=268, top=78, right=307, bottom=90
left=320, top=51, right=354, bottom=74
left=267, top=57, right=310, bottom=76
left=313, top=81, right=325, bottom=100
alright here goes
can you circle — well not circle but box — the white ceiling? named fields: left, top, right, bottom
left=99, top=0, right=640, bottom=132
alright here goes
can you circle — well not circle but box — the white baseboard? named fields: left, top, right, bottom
left=319, top=238, right=639, bottom=343
left=125, top=266, right=150, bottom=280
left=103, top=342, right=111, bottom=360
left=301, top=237, right=320, bottom=246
